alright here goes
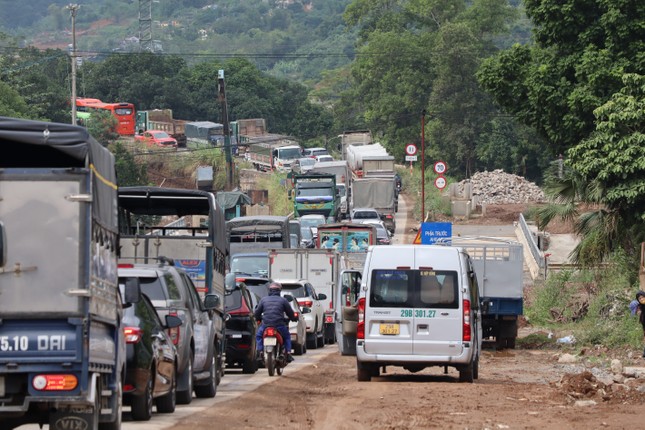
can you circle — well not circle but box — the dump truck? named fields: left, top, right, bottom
left=0, top=116, right=128, bottom=430
left=291, top=173, right=340, bottom=223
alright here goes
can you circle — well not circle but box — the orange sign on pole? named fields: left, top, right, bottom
left=413, top=230, right=421, bottom=244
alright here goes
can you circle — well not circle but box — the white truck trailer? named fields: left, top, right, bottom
left=267, top=249, right=344, bottom=344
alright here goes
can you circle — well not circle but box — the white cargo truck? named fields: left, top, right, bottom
left=268, top=249, right=344, bottom=344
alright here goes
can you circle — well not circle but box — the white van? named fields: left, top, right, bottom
left=354, top=245, right=483, bottom=382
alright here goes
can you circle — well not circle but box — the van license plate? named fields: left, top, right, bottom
left=379, top=324, right=400, bottom=335
left=264, top=337, right=277, bottom=346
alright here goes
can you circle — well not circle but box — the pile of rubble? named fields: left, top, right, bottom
left=456, top=169, right=546, bottom=205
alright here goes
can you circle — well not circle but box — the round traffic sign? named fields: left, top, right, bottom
left=433, top=161, right=447, bottom=174
left=434, top=176, right=447, bottom=190
left=405, top=144, right=417, bottom=156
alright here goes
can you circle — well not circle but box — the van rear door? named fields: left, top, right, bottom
left=411, top=247, right=463, bottom=356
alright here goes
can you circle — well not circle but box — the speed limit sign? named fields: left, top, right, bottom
left=433, top=161, right=447, bottom=174
left=405, top=144, right=417, bottom=156
left=434, top=176, right=447, bottom=190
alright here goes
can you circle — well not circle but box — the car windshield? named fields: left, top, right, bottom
left=353, top=211, right=379, bottom=219
left=300, top=217, right=325, bottom=228
left=231, top=255, right=268, bottom=276
left=301, top=227, right=313, bottom=240
left=299, top=158, right=315, bottom=167
left=152, top=131, right=170, bottom=138
left=297, top=187, right=333, bottom=197
left=337, top=185, right=346, bottom=197
left=278, top=147, right=302, bottom=160
left=281, top=284, right=307, bottom=298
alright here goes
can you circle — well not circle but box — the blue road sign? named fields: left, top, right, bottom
left=421, top=222, right=452, bottom=245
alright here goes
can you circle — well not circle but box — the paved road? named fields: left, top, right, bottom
left=16, top=346, right=337, bottom=430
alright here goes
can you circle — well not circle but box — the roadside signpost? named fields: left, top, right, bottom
left=405, top=144, right=417, bottom=172
left=433, top=160, right=447, bottom=190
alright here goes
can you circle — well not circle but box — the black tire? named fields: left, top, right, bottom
left=99, top=380, right=122, bottom=430
left=194, top=354, right=217, bottom=398
left=293, top=341, right=304, bottom=356
left=459, top=360, right=475, bottom=383
left=473, top=356, right=480, bottom=380
left=306, top=332, right=317, bottom=349
left=266, top=350, right=276, bottom=377
left=176, top=357, right=193, bottom=405
left=242, top=353, right=258, bottom=374
left=316, top=329, right=325, bottom=348
left=156, top=365, right=177, bottom=413
left=357, top=361, right=372, bottom=382
left=130, top=375, right=153, bottom=421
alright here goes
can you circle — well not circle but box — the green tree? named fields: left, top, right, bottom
left=477, top=0, right=645, bottom=155
left=537, top=74, right=645, bottom=266
left=113, top=141, right=148, bottom=186
left=0, top=81, right=32, bottom=118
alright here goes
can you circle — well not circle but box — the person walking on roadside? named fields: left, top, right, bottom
left=635, top=290, right=645, bottom=358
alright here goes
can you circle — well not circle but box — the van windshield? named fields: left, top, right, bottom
left=370, top=270, right=458, bottom=309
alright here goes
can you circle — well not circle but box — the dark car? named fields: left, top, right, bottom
left=119, top=282, right=181, bottom=421
left=224, top=280, right=261, bottom=373
left=227, top=273, right=271, bottom=300
left=119, top=260, right=221, bottom=405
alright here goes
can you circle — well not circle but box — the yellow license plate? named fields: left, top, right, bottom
left=379, top=323, right=400, bottom=335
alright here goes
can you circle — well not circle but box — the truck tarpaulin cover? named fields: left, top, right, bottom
left=117, top=186, right=228, bottom=256
left=0, top=116, right=118, bottom=232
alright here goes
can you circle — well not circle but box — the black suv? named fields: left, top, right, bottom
left=224, top=280, right=260, bottom=373
left=118, top=259, right=222, bottom=405
left=119, top=281, right=181, bottom=421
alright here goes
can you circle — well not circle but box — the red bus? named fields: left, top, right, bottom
left=76, top=97, right=136, bottom=136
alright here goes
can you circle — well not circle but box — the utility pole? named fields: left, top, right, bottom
left=421, top=109, right=426, bottom=221
left=67, top=4, right=80, bottom=125
left=218, top=70, right=234, bottom=190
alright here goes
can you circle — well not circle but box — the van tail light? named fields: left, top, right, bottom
left=124, top=326, right=142, bottom=344
left=357, top=297, right=365, bottom=340
left=462, top=299, right=471, bottom=342
left=168, top=311, right=180, bottom=346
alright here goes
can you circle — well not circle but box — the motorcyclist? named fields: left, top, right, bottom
left=254, top=282, right=298, bottom=363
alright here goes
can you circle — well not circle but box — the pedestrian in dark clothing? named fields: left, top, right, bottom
left=254, top=282, right=298, bottom=362
left=635, top=291, right=645, bottom=358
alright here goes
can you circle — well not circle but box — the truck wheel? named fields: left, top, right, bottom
left=99, top=379, right=122, bottom=430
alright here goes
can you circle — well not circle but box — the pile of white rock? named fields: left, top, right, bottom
left=455, top=169, right=546, bottom=205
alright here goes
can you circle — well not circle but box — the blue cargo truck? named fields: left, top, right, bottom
left=437, top=237, right=524, bottom=349
left=0, top=117, right=128, bottom=429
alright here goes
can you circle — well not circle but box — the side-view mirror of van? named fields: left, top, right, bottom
left=317, top=293, right=327, bottom=301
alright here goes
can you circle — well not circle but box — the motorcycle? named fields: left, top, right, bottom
left=262, top=326, right=288, bottom=376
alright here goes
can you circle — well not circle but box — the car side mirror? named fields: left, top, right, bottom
left=301, top=307, right=312, bottom=314
left=204, top=294, right=220, bottom=310
left=317, top=293, right=327, bottom=301
left=165, top=314, right=183, bottom=329
left=124, top=278, right=141, bottom=304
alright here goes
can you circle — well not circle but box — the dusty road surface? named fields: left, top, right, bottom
left=169, top=340, right=645, bottom=430
left=171, top=196, right=645, bottom=430
left=171, top=341, right=645, bottom=430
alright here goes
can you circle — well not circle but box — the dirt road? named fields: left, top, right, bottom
left=169, top=194, right=645, bottom=430
left=171, top=342, right=645, bottom=430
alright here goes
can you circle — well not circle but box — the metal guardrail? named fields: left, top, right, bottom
left=518, top=213, right=544, bottom=269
